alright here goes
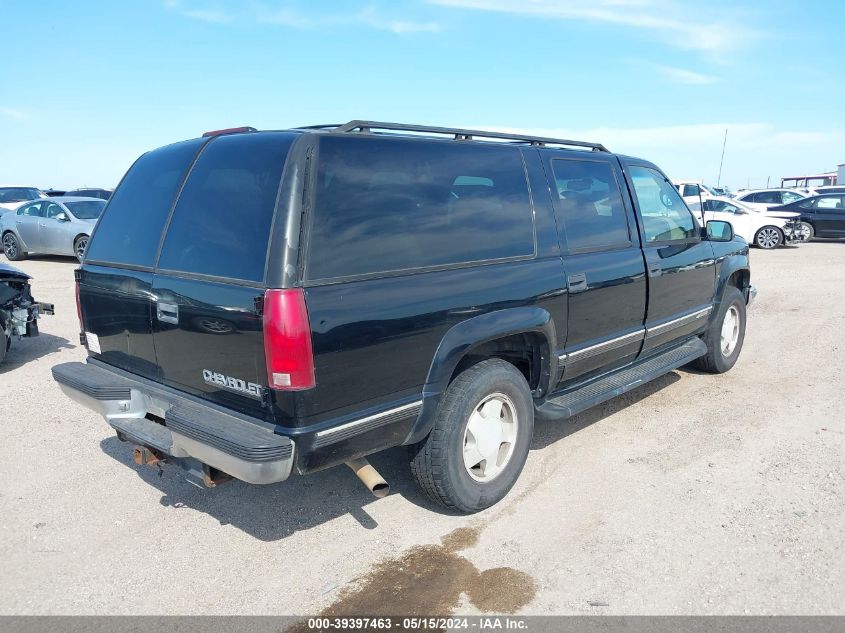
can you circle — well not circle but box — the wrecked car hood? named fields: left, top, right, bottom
left=0, top=262, right=31, bottom=281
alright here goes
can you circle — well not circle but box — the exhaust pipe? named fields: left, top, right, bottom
left=346, top=458, right=390, bottom=498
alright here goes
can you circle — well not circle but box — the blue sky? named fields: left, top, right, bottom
left=1, top=0, right=843, bottom=191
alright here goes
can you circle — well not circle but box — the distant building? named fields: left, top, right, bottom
left=838, top=164, right=844, bottom=185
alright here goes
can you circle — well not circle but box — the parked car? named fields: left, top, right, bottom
left=735, top=188, right=806, bottom=211
left=813, top=185, right=845, bottom=195
left=0, top=262, right=53, bottom=364
left=689, top=196, right=801, bottom=249
left=1, top=197, right=106, bottom=262
left=65, top=188, right=113, bottom=200
left=674, top=181, right=720, bottom=205
left=0, top=186, right=46, bottom=214
left=51, top=121, right=754, bottom=513
left=770, top=194, right=845, bottom=241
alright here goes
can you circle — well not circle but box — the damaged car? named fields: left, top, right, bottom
left=0, top=262, right=54, bottom=364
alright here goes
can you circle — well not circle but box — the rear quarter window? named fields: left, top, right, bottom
left=157, top=132, right=295, bottom=283
left=85, top=139, right=204, bottom=268
left=307, top=136, right=535, bottom=281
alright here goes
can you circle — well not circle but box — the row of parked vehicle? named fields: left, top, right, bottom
left=674, top=181, right=845, bottom=249
left=0, top=186, right=111, bottom=262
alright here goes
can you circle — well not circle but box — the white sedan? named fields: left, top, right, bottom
left=689, top=196, right=802, bottom=249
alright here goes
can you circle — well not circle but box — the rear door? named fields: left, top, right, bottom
left=80, top=138, right=205, bottom=379
left=543, top=152, right=647, bottom=381
left=812, top=195, right=845, bottom=236
left=14, top=202, right=43, bottom=251
left=621, top=161, right=717, bottom=353
left=150, top=132, right=296, bottom=416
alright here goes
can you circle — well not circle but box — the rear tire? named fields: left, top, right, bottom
left=798, top=221, right=814, bottom=242
left=2, top=232, right=25, bottom=261
left=693, top=286, right=746, bottom=374
left=754, top=226, right=782, bottom=249
left=408, top=358, right=534, bottom=513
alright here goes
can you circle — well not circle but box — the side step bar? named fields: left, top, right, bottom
left=536, top=338, right=706, bottom=421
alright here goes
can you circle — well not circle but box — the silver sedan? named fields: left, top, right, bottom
left=1, top=197, right=105, bottom=262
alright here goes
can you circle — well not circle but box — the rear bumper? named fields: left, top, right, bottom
left=51, top=360, right=294, bottom=485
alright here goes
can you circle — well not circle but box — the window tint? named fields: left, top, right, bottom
left=17, top=202, right=42, bottom=217
left=815, top=196, right=843, bottom=210
left=756, top=191, right=780, bottom=204
left=552, top=159, right=630, bottom=252
left=158, top=132, right=294, bottom=282
left=66, top=200, right=106, bottom=219
left=307, top=136, right=534, bottom=280
left=0, top=188, right=41, bottom=203
left=85, top=139, right=203, bottom=267
left=629, top=166, right=698, bottom=242
left=44, top=202, right=65, bottom=219
left=682, top=184, right=701, bottom=197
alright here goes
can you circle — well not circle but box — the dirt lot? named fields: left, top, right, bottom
left=1, top=244, right=843, bottom=616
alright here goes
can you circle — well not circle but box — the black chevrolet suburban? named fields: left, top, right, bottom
left=52, top=121, right=755, bottom=512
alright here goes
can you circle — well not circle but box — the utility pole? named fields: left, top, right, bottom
left=717, top=128, right=728, bottom=187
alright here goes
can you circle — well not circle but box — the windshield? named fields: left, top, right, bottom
left=0, top=187, right=43, bottom=203
left=66, top=200, right=107, bottom=220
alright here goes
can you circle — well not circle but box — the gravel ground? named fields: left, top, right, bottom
left=1, top=243, right=843, bottom=616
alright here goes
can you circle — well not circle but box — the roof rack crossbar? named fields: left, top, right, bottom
left=325, top=120, right=609, bottom=152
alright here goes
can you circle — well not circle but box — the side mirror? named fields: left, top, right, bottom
left=735, top=209, right=748, bottom=215
left=55, top=212, right=69, bottom=222
left=706, top=220, right=734, bottom=242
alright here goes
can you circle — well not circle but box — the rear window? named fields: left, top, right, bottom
left=66, top=200, right=106, bottom=220
left=157, top=132, right=294, bottom=282
left=307, top=136, right=534, bottom=281
left=85, top=139, right=204, bottom=267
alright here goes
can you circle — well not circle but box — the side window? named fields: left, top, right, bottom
left=44, top=202, right=64, bottom=219
left=782, top=191, right=804, bottom=204
left=628, top=166, right=698, bottom=243
left=85, top=138, right=204, bottom=267
left=158, top=132, right=295, bottom=282
left=551, top=159, right=630, bottom=252
left=757, top=191, right=780, bottom=204
left=682, top=184, right=700, bottom=198
left=18, top=202, right=42, bottom=217
left=307, top=136, right=534, bottom=280
left=816, top=196, right=844, bottom=210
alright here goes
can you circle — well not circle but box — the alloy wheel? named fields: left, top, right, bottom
left=462, top=392, right=518, bottom=483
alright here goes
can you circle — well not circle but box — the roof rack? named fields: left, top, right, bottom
left=299, top=120, right=609, bottom=152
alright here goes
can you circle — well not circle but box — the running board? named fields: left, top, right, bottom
left=536, top=338, right=707, bottom=421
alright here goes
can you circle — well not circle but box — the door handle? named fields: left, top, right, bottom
left=567, top=272, right=587, bottom=293
left=38, top=222, right=46, bottom=227
left=156, top=301, right=179, bottom=325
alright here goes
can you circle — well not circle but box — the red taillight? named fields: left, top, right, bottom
left=263, top=288, right=315, bottom=391
left=75, top=279, right=83, bottom=330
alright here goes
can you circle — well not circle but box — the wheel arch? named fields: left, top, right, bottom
left=403, top=307, right=557, bottom=445
left=717, top=255, right=751, bottom=305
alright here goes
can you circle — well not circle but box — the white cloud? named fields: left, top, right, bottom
left=428, top=0, right=758, bottom=54
left=652, top=64, right=718, bottom=85
left=0, top=107, right=27, bottom=120
left=182, top=8, right=232, bottom=23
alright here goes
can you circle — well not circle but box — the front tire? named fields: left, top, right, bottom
left=693, top=286, right=747, bottom=374
left=408, top=359, right=534, bottom=513
left=74, top=236, right=89, bottom=263
left=2, top=232, right=26, bottom=261
left=754, top=226, right=782, bottom=249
